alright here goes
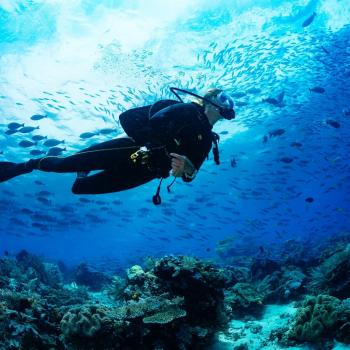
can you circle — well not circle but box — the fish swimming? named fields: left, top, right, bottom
left=43, top=139, right=65, bottom=147
left=343, top=108, right=350, bottom=116
left=80, top=132, right=97, bottom=139
left=309, top=86, right=325, bottom=93
left=32, top=135, right=47, bottom=141
left=280, top=157, right=294, bottom=163
left=19, top=140, right=37, bottom=148
left=47, top=147, right=66, bottom=156
left=247, top=88, right=261, bottom=94
left=36, top=196, right=52, bottom=206
left=326, top=119, right=340, bottom=128
left=30, top=149, right=46, bottom=156
left=19, top=126, right=40, bottom=133
left=36, top=190, right=52, bottom=197
left=99, top=128, right=115, bottom=135
left=302, top=12, right=316, bottom=28
left=269, top=128, right=286, bottom=137
left=30, top=114, right=47, bottom=121
left=5, top=129, right=18, bottom=135
left=263, top=97, right=279, bottom=105
left=8, top=122, right=24, bottom=130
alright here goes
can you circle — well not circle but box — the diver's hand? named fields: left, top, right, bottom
left=169, top=153, right=195, bottom=177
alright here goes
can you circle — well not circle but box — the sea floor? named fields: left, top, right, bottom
left=212, top=303, right=350, bottom=350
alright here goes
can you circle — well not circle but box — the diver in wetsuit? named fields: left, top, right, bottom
left=0, top=87, right=235, bottom=203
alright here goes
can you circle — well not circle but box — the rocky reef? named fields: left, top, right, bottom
left=1, top=235, right=350, bottom=349
left=0, top=252, right=231, bottom=349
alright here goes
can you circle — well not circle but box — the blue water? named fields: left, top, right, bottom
left=0, top=0, right=349, bottom=269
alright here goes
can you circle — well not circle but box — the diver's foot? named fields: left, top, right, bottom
left=77, top=171, right=90, bottom=179
left=0, top=162, right=33, bottom=183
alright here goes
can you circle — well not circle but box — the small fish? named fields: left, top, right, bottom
left=321, top=46, right=330, bottom=55
left=37, top=197, right=52, bottom=206
left=262, top=135, right=268, bottom=144
left=309, top=86, right=325, bottom=93
left=34, top=180, right=44, bottom=185
left=305, top=197, right=314, bottom=203
left=326, top=119, right=340, bottom=128
left=99, top=128, right=115, bottom=135
left=263, top=97, right=280, bottom=105
left=36, top=190, right=52, bottom=197
left=30, top=114, right=47, bottom=121
left=280, top=157, right=294, bottom=163
left=19, top=140, right=37, bottom=148
left=269, top=128, right=286, bottom=137
left=32, top=135, right=47, bottom=141
left=343, top=108, right=350, bottom=117
left=30, top=149, right=46, bottom=156
left=44, top=139, right=65, bottom=147
left=21, top=208, right=33, bottom=215
left=5, top=129, right=18, bottom=135
left=290, top=142, right=302, bottom=148
left=47, top=147, right=66, bottom=156
left=8, top=122, right=24, bottom=130
left=18, top=126, right=40, bottom=133
left=0, top=150, right=3, bottom=155
left=247, top=88, right=261, bottom=94
left=231, top=92, right=246, bottom=98
left=80, top=132, right=97, bottom=139
left=230, top=158, right=237, bottom=168
left=302, top=12, right=316, bottom=28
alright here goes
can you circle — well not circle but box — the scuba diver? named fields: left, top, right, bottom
left=0, top=87, right=235, bottom=204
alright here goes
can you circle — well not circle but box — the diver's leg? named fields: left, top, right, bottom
left=28, top=138, right=138, bottom=173
left=0, top=138, right=139, bottom=184
left=0, top=162, right=33, bottom=183
left=72, top=163, right=155, bottom=195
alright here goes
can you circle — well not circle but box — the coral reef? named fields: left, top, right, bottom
left=308, top=243, right=350, bottom=299
left=0, top=252, right=231, bottom=349
left=1, top=239, right=350, bottom=350
left=284, top=294, right=350, bottom=346
left=74, top=262, right=111, bottom=291
left=224, top=283, right=264, bottom=318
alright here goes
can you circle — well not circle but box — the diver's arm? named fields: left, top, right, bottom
left=169, top=153, right=197, bottom=179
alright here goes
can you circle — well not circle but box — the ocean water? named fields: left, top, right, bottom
left=0, top=0, right=349, bottom=267
left=0, top=1, right=349, bottom=348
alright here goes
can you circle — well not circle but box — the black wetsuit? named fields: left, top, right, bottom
left=31, top=101, right=214, bottom=194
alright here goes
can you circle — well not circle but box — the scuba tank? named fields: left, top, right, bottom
left=119, top=99, right=180, bottom=144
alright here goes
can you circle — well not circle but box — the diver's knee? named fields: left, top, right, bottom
left=72, top=181, right=84, bottom=194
